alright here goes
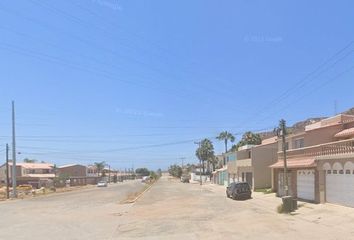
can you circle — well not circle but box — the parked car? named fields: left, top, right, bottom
left=226, top=182, right=251, bottom=200
left=141, top=176, right=150, bottom=183
left=97, top=181, right=108, bottom=187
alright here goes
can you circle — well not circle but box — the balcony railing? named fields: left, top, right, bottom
left=278, top=138, right=354, bottom=159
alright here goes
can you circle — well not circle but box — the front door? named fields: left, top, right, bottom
left=278, top=172, right=292, bottom=197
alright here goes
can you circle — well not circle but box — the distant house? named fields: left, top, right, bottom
left=212, top=154, right=230, bottom=185
left=270, top=114, right=354, bottom=207
left=87, top=165, right=99, bottom=177
left=0, top=162, right=54, bottom=188
left=225, top=137, right=278, bottom=190
left=58, top=164, right=87, bottom=177
left=58, top=164, right=98, bottom=185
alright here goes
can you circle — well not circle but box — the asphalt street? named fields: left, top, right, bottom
left=0, top=180, right=145, bottom=240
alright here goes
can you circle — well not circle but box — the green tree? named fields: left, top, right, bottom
left=168, top=164, right=182, bottom=178
left=231, top=131, right=262, bottom=151
left=94, top=161, right=106, bottom=177
left=23, top=158, right=37, bottom=163
left=208, top=155, right=218, bottom=172
left=135, top=168, right=150, bottom=176
left=150, top=171, right=158, bottom=180
left=195, top=138, right=215, bottom=174
left=216, top=131, right=235, bottom=153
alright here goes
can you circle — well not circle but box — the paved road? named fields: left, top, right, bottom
left=2, top=177, right=354, bottom=240
left=0, top=180, right=145, bottom=240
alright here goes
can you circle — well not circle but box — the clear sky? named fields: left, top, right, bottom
left=0, top=0, right=353, bottom=170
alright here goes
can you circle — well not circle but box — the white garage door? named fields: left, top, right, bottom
left=297, top=169, right=315, bottom=201
left=326, top=162, right=354, bottom=207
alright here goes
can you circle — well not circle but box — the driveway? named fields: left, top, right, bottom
left=114, top=176, right=354, bottom=240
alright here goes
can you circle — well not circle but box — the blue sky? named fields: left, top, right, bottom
left=0, top=0, right=353, bottom=170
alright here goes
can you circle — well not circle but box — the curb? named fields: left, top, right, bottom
left=127, top=181, right=156, bottom=204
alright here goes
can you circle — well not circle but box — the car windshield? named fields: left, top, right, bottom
left=0, top=1, right=353, bottom=240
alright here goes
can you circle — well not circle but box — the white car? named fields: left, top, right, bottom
left=97, top=181, right=108, bottom=187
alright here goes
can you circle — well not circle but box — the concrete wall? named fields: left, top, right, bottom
left=227, top=160, right=237, bottom=176
left=58, top=165, right=87, bottom=177
left=237, top=149, right=251, bottom=160
left=305, top=124, right=343, bottom=147
left=252, top=142, right=278, bottom=189
left=0, top=165, right=22, bottom=181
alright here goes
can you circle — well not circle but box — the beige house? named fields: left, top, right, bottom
left=57, top=164, right=98, bottom=185
left=0, top=162, right=54, bottom=188
left=270, top=114, right=354, bottom=207
left=230, top=137, right=278, bottom=189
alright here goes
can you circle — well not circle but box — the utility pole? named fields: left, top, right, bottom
left=179, top=157, right=186, bottom=169
left=279, top=119, right=289, bottom=196
left=108, top=164, right=111, bottom=183
left=194, top=141, right=202, bottom=186
left=5, top=144, right=10, bottom=199
left=11, top=101, right=17, bottom=198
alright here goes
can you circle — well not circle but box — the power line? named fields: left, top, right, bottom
left=239, top=40, right=354, bottom=127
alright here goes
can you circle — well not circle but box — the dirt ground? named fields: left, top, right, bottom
left=114, top=176, right=354, bottom=240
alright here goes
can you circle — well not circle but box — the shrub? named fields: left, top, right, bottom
left=277, top=204, right=284, bottom=214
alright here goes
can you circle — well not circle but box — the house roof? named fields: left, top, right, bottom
left=269, top=157, right=316, bottom=169
left=8, top=162, right=54, bottom=169
left=58, top=164, right=86, bottom=169
left=334, top=127, right=354, bottom=138
left=261, top=136, right=278, bottom=145
left=305, top=114, right=354, bottom=131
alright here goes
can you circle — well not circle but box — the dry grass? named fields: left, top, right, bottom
left=119, top=184, right=151, bottom=204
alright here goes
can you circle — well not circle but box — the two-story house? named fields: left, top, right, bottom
left=270, top=114, right=354, bottom=207
left=229, top=137, right=278, bottom=190
left=0, top=162, right=54, bottom=188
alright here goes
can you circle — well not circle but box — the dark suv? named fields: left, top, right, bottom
left=226, top=182, right=252, bottom=200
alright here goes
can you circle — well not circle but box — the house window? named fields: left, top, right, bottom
left=327, top=170, right=331, bottom=174
left=339, top=170, right=344, bottom=174
left=294, top=138, right=304, bottom=149
left=248, top=151, right=251, bottom=158
left=284, top=142, right=289, bottom=150
left=333, top=170, right=338, bottom=174
left=346, top=170, right=351, bottom=174
left=242, top=172, right=245, bottom=182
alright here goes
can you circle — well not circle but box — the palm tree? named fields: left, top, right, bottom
left=94, top=161, right=106, bottom=177
left=195, top=138, right=215, bottom=174
left=216, top=131, right=235, bottom=153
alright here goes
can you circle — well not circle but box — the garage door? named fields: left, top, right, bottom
left=297, top=169, right=315, bottom=201
left=325, top=162, right=354, bottom=207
